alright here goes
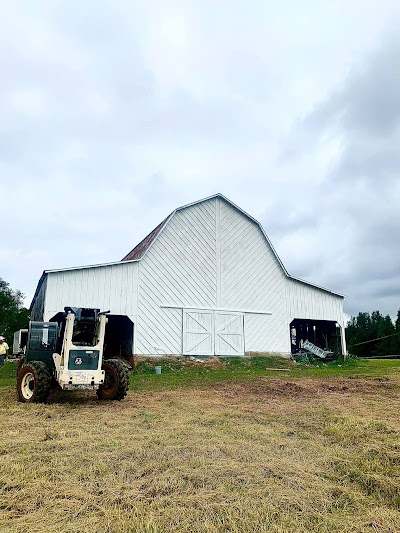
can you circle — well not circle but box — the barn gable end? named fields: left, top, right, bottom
left=219, top=200, right=288, bottom=352
left=135, top=197, right=218, bottom=354
left=134, top=196, right=293, bottom=355
left=30, top=193, right=345, bottom=357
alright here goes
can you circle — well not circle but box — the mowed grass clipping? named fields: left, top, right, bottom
left=1, top=358, right=400, bottom=532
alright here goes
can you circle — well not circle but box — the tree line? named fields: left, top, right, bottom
left=0, top=277, right=30, bottom=346
left=346, top=310, right=400, bottom=357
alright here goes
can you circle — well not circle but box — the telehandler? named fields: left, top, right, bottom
left=16, top=307, right=129, bottom=403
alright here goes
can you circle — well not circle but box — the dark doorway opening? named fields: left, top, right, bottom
left=290, top=319, right=343, bottom=355
left=104, top=315, right=134, bottom=359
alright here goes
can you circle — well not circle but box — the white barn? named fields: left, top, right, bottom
left=31, top=194, right=346, bottom=358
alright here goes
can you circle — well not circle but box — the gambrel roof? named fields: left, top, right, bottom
left=121, top=217, right=168, bottom=261
left=122, top=194, right=287, bottom=267
left=31, top=194, right=343, bottom=310
left=121, top=193, right=343, bottom=297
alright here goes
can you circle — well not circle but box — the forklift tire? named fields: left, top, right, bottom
left=17, top=361, right=51, bottom=403
left=16, top=357, right=24, bottom=374
left=97, top=359, right=129, bottom=401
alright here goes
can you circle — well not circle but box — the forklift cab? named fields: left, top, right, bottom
left=24, top=322, right=59, bottom=368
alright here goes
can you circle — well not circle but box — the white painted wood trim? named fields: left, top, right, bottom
left=340, top=322, right=347, bottom=357
left=45, top=258, right=140, bottom=273
left=160, top=304, right=272, bottom=315
left=216, top=197, right=221, bottom=307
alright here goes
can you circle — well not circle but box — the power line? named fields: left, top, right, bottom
left=348, top=331, right=400, bottom=348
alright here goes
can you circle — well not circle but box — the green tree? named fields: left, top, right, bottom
left=374, top=314, right=395, bottom=357
left=346, top=312, right=372, bottom=356
left=0, top=277, right=30, bottom=348
left=396, top=309, right=400, bottom=331
left=394, top=309, right=400, bottom=355
left=346, top=310, right=399, bottom=357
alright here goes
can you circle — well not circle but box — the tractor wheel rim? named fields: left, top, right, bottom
left=21, top=372, right=35, bottom=399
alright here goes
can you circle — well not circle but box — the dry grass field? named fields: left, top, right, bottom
left=1, top=358, right=400, bottom=532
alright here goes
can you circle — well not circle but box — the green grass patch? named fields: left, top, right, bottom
left=130, top=356, right=400, bottom=391
left=0, top=362, right=17, bottom=388
left=2, top=357, right=400, bottom=393
left=131, top=356, right=294, bottom=391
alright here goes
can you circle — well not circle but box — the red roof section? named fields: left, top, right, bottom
left=121, top=217, right=169, bottom=261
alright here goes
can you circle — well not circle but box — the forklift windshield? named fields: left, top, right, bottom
left=71, top=322, right=97, bottom=346
left=28, top=323, right=58, bottom=352
left=70, top=308, right=100, bottom=347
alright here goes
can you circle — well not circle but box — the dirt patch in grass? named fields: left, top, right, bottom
left=133, top=355, right=230, bottom=370
left=132, top=355, right=296, bottom=373
left=1, top=372, right=400, bottom=532
left=214, top=375, right=399, bottom=400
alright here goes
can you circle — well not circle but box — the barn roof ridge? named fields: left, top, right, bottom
left=121, top=193, right=285, bottom=264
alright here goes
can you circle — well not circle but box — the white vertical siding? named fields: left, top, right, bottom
left=43, top=262, right=139, bottom=321
left=136, top=198, right=217, bottom=354
left=286, top=279, right=344, bottom=324
left=286, top=279, right=345, bottom=354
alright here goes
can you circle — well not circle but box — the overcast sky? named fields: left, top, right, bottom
left=1, top=0, right=400, bottom=319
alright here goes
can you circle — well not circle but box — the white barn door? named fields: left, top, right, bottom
left=215, top=312, right=244, bottom=355
left=183, top=310, right=214, bottom=356
left=183, top=310, right=244, bottom=356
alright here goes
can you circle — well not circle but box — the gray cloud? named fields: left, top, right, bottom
left=281, top=35, right=400, bottom=316
left=1, top=0, right=400, bottom=320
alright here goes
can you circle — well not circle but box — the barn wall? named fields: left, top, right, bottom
left=286, top=279, right=345, bottom=354
left=136, top=197, right=296, bottom=355
left=219, top=200, right=290, bottom=353
left=286, top=279, right=344, bottom=324
left=136, top=198, right=217, bottom=354
left=33, top=196, right=345, bottom=357
left=43, top=262, right=139, bottom=323
left=31, top=276, right=47, bottom=321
